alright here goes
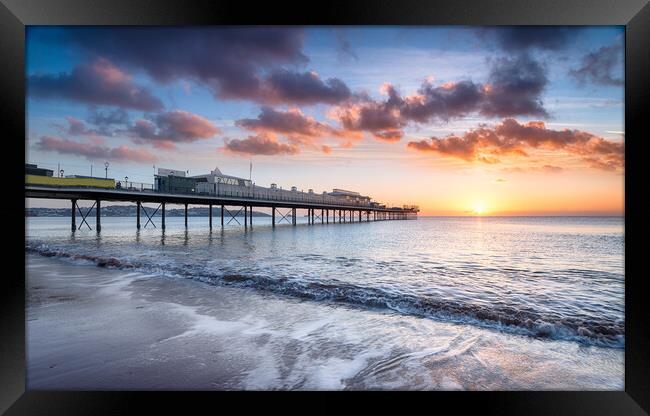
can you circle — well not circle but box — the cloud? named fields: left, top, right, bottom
left=55, top=117, right=95, bottom=136
left=570, top=44, right=624, bottom=86
left=28, top=58, right=163, bottom=111
left=55, top=113, right=128, bottom=137
left=36, top=135, right=157, bottom=163
left=407, top=118, right=623, bottom=171
left=399, top=80, right=486, bottom=122
left=235, top=107, right=359, bottom=152
left=331, top=55, right=549, bottom=140
left=223, top=134, right=299, bottom=156
left=501, top=165, right=564, bottom=174
left=87, top=108, right=129, bottom=127
left=480, top=27, right=584, bottom=51
left=236, top=107, right=346, bottom=142
left=50, top=27, right=353, bottom=107
left=539, top=164, right=564, bottom=173
left=480, top=54, right=548, bottom=118
left=332, top=84, right=405, bottom=141
left=127, top=110, right=220, bottom=148
left=335, top=29, right=358, bottom=63
left=264, top=70, right=352, bottom=105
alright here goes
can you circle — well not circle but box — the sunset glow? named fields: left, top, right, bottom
left=473, top=202, right=487, bottom=215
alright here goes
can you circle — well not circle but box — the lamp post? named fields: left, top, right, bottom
left=104, top=161, right=110, bottom=179
left=125, top=176, right=129, bottom=189
left=59, top=169, right=64, bottom=178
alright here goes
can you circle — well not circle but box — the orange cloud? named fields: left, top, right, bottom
left=407, top=119, right=623, bottom=171
left=236, top=107, right=360, bottom=153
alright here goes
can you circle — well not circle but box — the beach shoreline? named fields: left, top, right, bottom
left=26, top=253, right=624, bottom=390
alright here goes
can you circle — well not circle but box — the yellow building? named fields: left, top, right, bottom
left=26, top=175, right=116, bottom=189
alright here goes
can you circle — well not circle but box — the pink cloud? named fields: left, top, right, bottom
left=222, top=134, right=299, bottom=156
left=127, top=110, right=220, bottom=148
left=29, top=58, right=163, bottom=111
left=36, top=136, right=157, bottom=163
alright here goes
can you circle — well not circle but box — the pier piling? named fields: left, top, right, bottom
left=136, top=201, right=141, bottom=229
left=96, top=200, right=101, bottom=232
left=161, top=202, right=166, bottom=230
left=71, top=199, right=76, bottom=232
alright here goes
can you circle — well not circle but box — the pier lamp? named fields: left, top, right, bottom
left=125, top=176, right=129, bottom=189
left=104, top=161, right=110, bottom=179
left=59, top=169, right=64, bottom=178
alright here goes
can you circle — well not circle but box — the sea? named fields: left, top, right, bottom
left=25, top=215, right=625, bottom=390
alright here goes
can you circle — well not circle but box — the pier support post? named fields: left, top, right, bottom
left=96, top=200, right=101, bottom=232
left=311, top=208, right=314, bottom=224
left=292, top=208, right=296, bottom=226
left=244, top=206, right=248, bottom=230
left=359, top=210, right=361, bottom=222
left=136, top=202, right=141, bottom=229
left=272, top=207, right=276, bottom=227
left=161, top=202, right=166, bottom=230
left=321, top=209, right=324, bottom=224
left=71, top=199, right=76, bottom=232
left=184, top=203, right=188, bottom=228
left=221, top=205, right=224, bottom=227
left=326, top=209, right=329, bottom=224
left=209, top=204, right=212, bottom=229
left=250, top=206, right=253, bottom=228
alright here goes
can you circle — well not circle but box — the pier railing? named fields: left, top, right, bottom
left=67, top=180, right=398, bottom=210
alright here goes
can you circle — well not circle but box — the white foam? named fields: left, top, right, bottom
left=161, top=303, right=250, bottom=342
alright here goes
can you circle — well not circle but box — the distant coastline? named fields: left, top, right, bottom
left=25, top=205, right=270, bottom=217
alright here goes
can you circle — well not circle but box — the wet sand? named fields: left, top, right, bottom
left=27, top=254, right=624, bottom=390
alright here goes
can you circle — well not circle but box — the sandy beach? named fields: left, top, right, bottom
left=27, top=253, right=624, bottom=390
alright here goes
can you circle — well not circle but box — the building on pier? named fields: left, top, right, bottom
left=327, top=189, right=371, bottom=204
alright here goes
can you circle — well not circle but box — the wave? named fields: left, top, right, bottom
left=26, top=243, right=624, bottom=349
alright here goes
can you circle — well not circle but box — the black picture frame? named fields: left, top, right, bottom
left=1, top=0, right=648, bottom=413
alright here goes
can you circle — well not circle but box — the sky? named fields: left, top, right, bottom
left=25, top=26, right=625, bottom=215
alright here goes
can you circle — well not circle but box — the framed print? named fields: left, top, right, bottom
left=1, top=0, right=648, bottom=414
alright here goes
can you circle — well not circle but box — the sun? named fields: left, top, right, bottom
left=472, top=202, right=486, bottom=215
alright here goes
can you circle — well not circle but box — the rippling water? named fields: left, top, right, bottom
left=26, top=215, right=625, bottom=349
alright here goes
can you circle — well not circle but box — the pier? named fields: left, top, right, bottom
left=25, top=184, right=418, bottom=232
